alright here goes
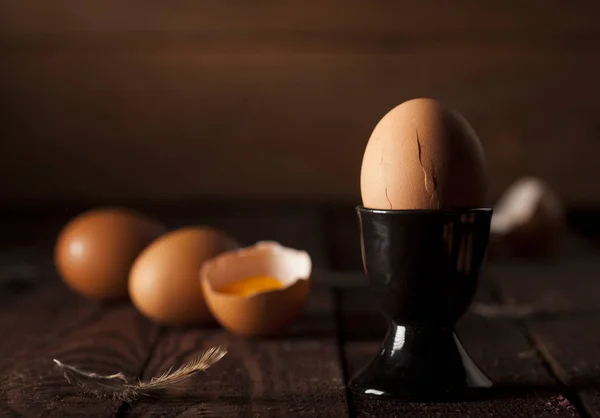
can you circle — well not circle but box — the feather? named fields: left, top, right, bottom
left=54, top=346, right=227, bottom=403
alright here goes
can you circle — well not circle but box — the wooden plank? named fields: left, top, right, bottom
left=489, top=257, right=600, bottom=314
left=338, top=276, right=578, bottom=417
left=2, top=49, right=600, bottom=206
left=0, top=246, right=54, bottom=290
left=492, top=257, right=600, bottom=417
left=528, top=319, right=600, bottom=418
left=0, top=281, right=159, bottom=417
left=125, top=286, right=348, bottom=417
left=1, top=1, right=600, bottom=37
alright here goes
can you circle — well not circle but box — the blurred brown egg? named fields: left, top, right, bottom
left=55, top=208, right=166, bottom=300
left=129, top=226, right=239, bottom=325
left=360, top=98, right=488, bottom=210
left=201, top=241, right=312, bottom=337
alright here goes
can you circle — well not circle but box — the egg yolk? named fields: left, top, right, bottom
left=219, top=276, right=284, bottom=297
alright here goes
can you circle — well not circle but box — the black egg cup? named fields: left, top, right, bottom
left=349, top=206, right=493, bottom=400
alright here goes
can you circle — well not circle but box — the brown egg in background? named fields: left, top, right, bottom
left=55, top=207, right=167, bottom=301
left=128, top=226, right=239, bottom=326
left=360, top=98, right=488, bottom=210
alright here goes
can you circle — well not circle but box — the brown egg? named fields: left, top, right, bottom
left=360, top=98, right=488, bottom=210
left=129, top=226, right=239, bottom=325
left=201, top=241, right=312, bottom=337
left=55, top=208, right=166, bottom=300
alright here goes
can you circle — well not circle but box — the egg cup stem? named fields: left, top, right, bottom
left=350, top=206, right=493, bottom=399
left=349, top=322, right=491, bottom=399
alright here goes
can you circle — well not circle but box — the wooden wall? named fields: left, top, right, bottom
left=2, top=1, right=600, bottom=206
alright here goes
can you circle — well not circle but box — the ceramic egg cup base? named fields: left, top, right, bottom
left=348, top=322, right=491, bottom=400
left=351, top=206, right=493, bottom=400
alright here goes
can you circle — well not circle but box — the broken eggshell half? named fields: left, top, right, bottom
left=200, top=241, right=312, bottom=337
left=491, top=177, right=564, bottom=257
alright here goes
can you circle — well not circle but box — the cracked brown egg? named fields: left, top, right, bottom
left=360, top=98, right=488, bottom=210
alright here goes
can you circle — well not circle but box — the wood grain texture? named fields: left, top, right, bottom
left=492, top=257, right=600, bottom=417
left=489, top=257, right=600, bottom=314
left=125, top=286, right=348, bottom=417
left=0, top=281, right=159, bottom=417
left=528, top=319, right=600, bottom=418
left=338, top=283, right=578, bottom=417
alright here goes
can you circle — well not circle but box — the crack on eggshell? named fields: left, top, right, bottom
left=416, top=130, right=439, bottom=206
left=415, top=130, right=430, bottom=193
left=384, top=187, right=392, bottom=209
left=380, top=136, right=392, bottom=209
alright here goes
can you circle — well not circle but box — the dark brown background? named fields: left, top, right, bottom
left=1, top=1, right=600, bottom=207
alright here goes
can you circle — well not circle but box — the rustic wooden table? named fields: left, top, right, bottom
left=0, top=205, right=598, bottom=417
